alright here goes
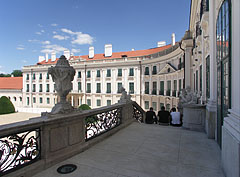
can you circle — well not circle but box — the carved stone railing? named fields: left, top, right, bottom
left=0, top=101, right=144, bottom=177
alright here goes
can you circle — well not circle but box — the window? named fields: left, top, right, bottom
left=47, top=98, right=50, bottom=104
left=178, top=79, right=182, bottom=97
left=145, top=82, right=149, bottom=94
left=167, top=81, right=171, bottom=96
left=107, top=100, right=111, bottom=106
left=118, top=69, right=122, bottom=77
left=160, top=103, right=164, bottom=110
left=87, top=99, right=91, bottom=106
left=107, top=83, right=111, bottom=93
left=27, top=97, right=29, bottom=105
left=173, top=80, right=177, bottom=97
left=145, top=67, right=149, bottom=75
left=39, top=84, right=42, bottom=92
left=200, top=65, right=202, bottom=93
left=26, top=74, right=29, bottom=80
left=39, top=73, right=42, bottom=80
left=39, top=97, right=43, bottom=104
left=86, top=83, right=91, bottom=93
left=160, top=81, right=164, bottom=95
left=32, top=73, right=35, bottom=80
left=206, top=56, right=210, bottom=98
left=87, top=71, right=91, bottom=78
left=129, top=82, right=134, bottom=94
left=78, top=82, right=81, bottom=92
left=152, top=102, right=157, bottom=111
left=97, top=99, right=101, bottom=106
left=96, top=83, right=101, bottom=93
left=129, top=68, right=134, bottom=76
left=196, top=70, right=199, bottom=92
left=96, top=70, right=101, bottom=77
left=33, top=97, right=36, bottom=103
left=32, top=84, right=36, bottom=92
left=20, top=97, right=22, bottom=102
left=106, top=69, right=111, bottom=77
left=152, top=66, right=157, bottom=75
left=117, top=83, right=122, bottom=93
left=166, top=104, right=170, bottom=111
left=54, top=84, right=56, bottom=92
left=216, top=0, right=231, bottom=145
left=152, top=82, right=157, bottom=95
left=145, top=101, right=149, bottom=110
left=78, top=71, right=81, bottom=78
left=46, top=73, right=49, bottom=80
left=26, top=84, right=29, bottom=92
left=13, top=97, right=16, bottom=101
left=46, top=84, right=50, bottom=92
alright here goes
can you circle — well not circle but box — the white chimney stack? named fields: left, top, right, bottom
left=64, top=50, right=70, bottom=60
left=45, top=53, right=49, bottom=62
left=89, top=46, right=94, bottom=58
left=157, top=41, right=166, bottom=47
left=131, top=48, right=135, bottom=51
left=38, top=56, right=45, bottom=62
left=104, top=44, right=112, bottom=57
left=171, top=33, right=176, bottom=46
left=51, top=52, right=56, bottom=61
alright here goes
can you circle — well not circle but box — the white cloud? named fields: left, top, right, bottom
left=42, top=40, right=51, bottom=45
left=53, top=31, right=57, bottom=34
left=16, top=47, right=25, bottom=50
left=28, top=39, right=39, bottom=43
left=41, top=44, right=68, bottom=54
left=71, top=49, right=81, bottom=53
left=53, top=35, right=69, bottom=40
left=51, top=23, right=58, bottom=26
left=0, top=65, right=2, bottom=69
left=35, top=32, right=42, bottom=35
left=21, top=60, right=27, bottom=63
left=41, top=30, right=45, bottom=33
left=38, top=24, right=43, bottom=27
left=0, top=71, right=6, bottom=74
left=61, top=28, right=93, bottom=45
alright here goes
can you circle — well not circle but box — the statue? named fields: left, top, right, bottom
left=119, top=87, right=132, bottom=103
left=48, top=55, right=76, bottom=114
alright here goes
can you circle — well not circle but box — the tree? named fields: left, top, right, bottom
left=0, top=96, right=15, bottom=114
left=79, top=104, right=98, bottom=124
left=11, top=70, right=22, bottom=77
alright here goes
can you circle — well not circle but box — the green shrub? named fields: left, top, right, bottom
left=79, top=104, right=98, bottom=124
left=0, top=96, right=15, bottom=115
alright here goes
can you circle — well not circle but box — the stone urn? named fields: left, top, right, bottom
left=48, top=55, right=76, bottom=114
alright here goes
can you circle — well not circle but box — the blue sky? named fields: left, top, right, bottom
left=0, top=0, right=191, bottom=74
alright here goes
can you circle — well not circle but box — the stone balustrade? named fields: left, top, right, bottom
left=0, top=101, right=145, bottom=177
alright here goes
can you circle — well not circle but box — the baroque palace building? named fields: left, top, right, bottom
left=21, top=34, right=184, bottom=113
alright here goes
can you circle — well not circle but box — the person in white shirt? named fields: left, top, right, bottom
left=170, top=108, right=181, bottom=126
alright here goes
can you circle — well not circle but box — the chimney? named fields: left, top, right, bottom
left=89, top=46, right=94, bottom=58
left=38, top=56, right=45, bottom=62
left=157, top=41, right=166, bottom=47
left=45, top=53, right=49, bottom=62
left=131, top=48, right=135, bottom=51
left=171, top=33, right=176, bottom=46
left=64, top=50, right=70, bottom=60
left=51, top=52, right=56, bottom=61
left=104, top=44, right=112, bottom=57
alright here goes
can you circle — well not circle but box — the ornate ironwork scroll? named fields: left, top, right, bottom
left=85, top=108, right=122, bottom=141
left=0, top=128, right=41, bottom=175
left=133, top=105, right=144, bottom=123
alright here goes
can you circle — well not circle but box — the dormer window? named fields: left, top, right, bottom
left=121, top=55, right=127, bottom=58
left=167, top=68, right=171, bottom=73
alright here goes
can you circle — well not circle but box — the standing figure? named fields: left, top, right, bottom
left=158, top=106, right=170, bottom=125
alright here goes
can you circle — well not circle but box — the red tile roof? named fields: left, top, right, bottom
left=0, top=77, right=23, bottom=90
left=37, top=44, right=172, bottom=65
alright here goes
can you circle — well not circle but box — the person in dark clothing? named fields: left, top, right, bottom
left=158, top=106, right=170, bottom=125
left=145, top=107, right=157, bottom=124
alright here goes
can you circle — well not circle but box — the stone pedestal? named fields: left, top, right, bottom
left=182, top=104, right=206, bottom=131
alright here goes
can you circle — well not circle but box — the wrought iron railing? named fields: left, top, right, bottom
left=85, top=108, right=122, bottom=141
left=132, top=104, right=144, bottom=123
left=0, top=128, right=41, bottom=176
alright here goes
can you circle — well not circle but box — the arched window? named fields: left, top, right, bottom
left=216, top=0, right=231, bottom=146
